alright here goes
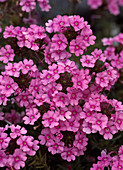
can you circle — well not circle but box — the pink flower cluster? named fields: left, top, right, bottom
left=88, top=0, right=123, bottom=15
left=0, top=15, right=123, bottom=168
left=102, top=33, right=123, bottom=70
left=3, top=25, right=47, bottom=51
left=91, top=146, right=123, bottom=169
left=0, top=125, right=39, bottom=169
left=19, top=0, right=51, bottom=13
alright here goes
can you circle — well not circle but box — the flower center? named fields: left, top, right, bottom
left=7, top=85, right=11, bottom=89
left=86, top=60, right=90, bottom=63
left=67, top=151, right=71, bottom=155
left=12, top=68, right=16, bottom=72
left=0, top=139, right=3, bottom=143
left=75, top=45, right=79, bottom=49
left=105, top=128, right=109, bottom=132
left=26, top=65, right=30, bottom=69
left=117, top=119, right=121, bottom=124
left=97, top=120, right=101, bottom=125
left=23, top=142, right=27, bottom=146
left=74, top=22, right=79, bottom=26
left=49, top=118, right=53, bottom=122
left=100, top=78, right=104, bottom=82
left=25, top=1, right=30, bottom=6
left=72, top=94, right=75, bottom=98
left=58, top=40, right=62, bottom=44
left=60, top=97, right=64, bottom=100
left=60, top=22, right=64, bottom=26
left=6, top=52, right=10, bottom=56
left=15, top=156, right=20, bottom=162
left=31, top=115, right=34, bottom=119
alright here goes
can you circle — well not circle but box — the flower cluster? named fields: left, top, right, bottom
left=0, top=15, right=123, bottom=169
left=102, top=33, right=123, bottom=70
left=91, top=146, right=123, bottom=169
left=19, top=0, right=51, bottom=13
left=0, top=125, right=39, bottom=169
left=0, top=0, right=51, bottom=13
left=88, top=0, right=123, bottom=15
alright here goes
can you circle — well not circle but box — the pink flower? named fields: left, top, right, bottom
left=73, top=131, right=88, bottom=150
left=3, top=62, right=21, bottom=77
left=33, top=25, right=46, bottom=39
left=104, top=47, right=115, bottom=60
left=64, top=117, right=80, bottom=132
left=69, top=36, right=86, bottom=56
left=17, top=135, right=33, bottom=152
left=69, top=15, right=84, bottom=31
left=58, top=60, right=76, bottom=73
left=72, top=75, right=89, bottom=91
left=40, top=70, right=53, bottom=85
left=108, top=1, right=120, bottom=15
left=95, top=71, right=110, bottom=88
left=118, top=0, right=123, bottom=6
left=0, top=45, right=15, bottom=63
left=68, top=105, right=82, bottom=121
left=28, top=78, right=43, bottom=97
left=112, top=160, right=123, bottom=170
left=3, top=25, right=15, bottom=38
left=21, top=59, right=37, bottom=74
left=61, top=147, right=78, bottom=162
left=80, top=55, right=96, bottom=68
left=48, top=63, right=60, bottom=80
left=51, top=33, right=68, bottom=51
left=10, top=125, right=27, bottom=139
left=47, top=140, right=64, bottom=155
left=99, top=121, right=117, bottom=140
left=16, top=91, right=33, bottom=107
left=0, top=132, right=11, bottom=149
left=111, top=55, right=123, bottom=69
left=51, top=50, right=71, bottom=61
left=90, top=113, right=108, bottom=131
left=91, top=48, right=106, bottom=62
left=111, top=99, right=123, bottom=111
left=0, top=0, right=6, bottom=2
left=0, top=26, right=2, bottom=33
left=34, top=93, right=45, bottom=106
left=113, top=112, right=123, bottom=130
left=88, top=0, right=103, bottom=9
left=82, top=121, right=97, bottom=134
left=9, top=149, right=27, bottom=170
left=25, top=38, right=39, bottom=51
left=97, top=150, right=111, bottom=167
left=58, top=107, right=72, bottom=121
left=80, top=110, right=94, bottom=122
left=53, top=92, right=69, bottom=107
left=67, top=87, right=82, bottom=105
left=38, top=128, right=55, bottom=146
left=38, top=0, right=51, bottom=12
left=84, top=100, right=101, bottom=112
left=0, top=76, right=18, bottom=97
left=52, top=15, right=69, bottom=32
left=23, top=108, right=40, bottom=125
left=42, top=111, right=59, bottom=128
left=27, top=139, right=39, bottom=156
left=19, top=0, right=36, bottom=12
